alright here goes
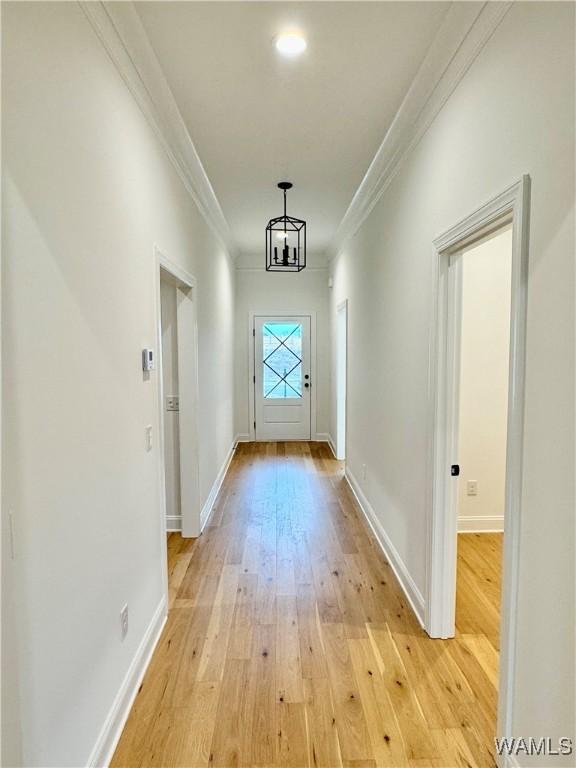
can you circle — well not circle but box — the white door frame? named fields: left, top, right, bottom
left=336, top=299, right=348, bottom=460
left=154, top=246, right=201, bottom=541
left=425, top=176, right=531, bottom=749
left=248, top=310, right=317, bottom=441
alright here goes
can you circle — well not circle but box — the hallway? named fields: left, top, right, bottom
left=2, top=2, right=574, bottom=763
left=113, top=443, right=498, bottom=768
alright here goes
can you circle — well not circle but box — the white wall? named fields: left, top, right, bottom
left=1, top=3, right=235, bottom=765
left=457, top=228, right=512, bottom=532
left=330, top=1, right=574, bottom=755
left=234, top=254, right=330, bottom=440
left=160, top=278, right=182, bottom=531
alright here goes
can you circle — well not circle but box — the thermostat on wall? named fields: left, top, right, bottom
left=142, top=348, right=154, bottom=372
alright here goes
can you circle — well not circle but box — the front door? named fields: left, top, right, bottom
left=254, top=316, right=311, bottom=440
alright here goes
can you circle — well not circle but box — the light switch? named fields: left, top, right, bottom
left=166, top=396, right=179, bottom=412
left=145, top=425, right=153, bottom=452
left=142, top=348, right=154, bottom=372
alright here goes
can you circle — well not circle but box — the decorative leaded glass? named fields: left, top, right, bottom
left=262, top=323, right=303, bottom=399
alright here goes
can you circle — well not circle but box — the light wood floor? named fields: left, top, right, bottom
left=112, top=442, right=502, bottom=768
left=456, top=533, right=502, bottom=655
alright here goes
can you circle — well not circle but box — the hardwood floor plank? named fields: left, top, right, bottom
left=197, top=565, right=240, bottom=682
left=459, top=635, right=499, bottom=690
left=296, top=582, right=329, bottom=680
left=112, top=444, right=502, bottom=768
left=367, top=624, right=438, bottom=761
left=145, top=683, right=220, bottom=768
left=277, top=702, right=309, bottom=768
left=250, top=624, right=278, bottom=766
left=348, top=637, right=409, bottom=767
left=303, top=677, right=343, bottom=768
left=208, top=659, right=252, bottom=768
left=276, top=595, right=305, bottom=704
left=320, top=622, right=373, bottom=763
left=227, top=572, right=257, bottom=661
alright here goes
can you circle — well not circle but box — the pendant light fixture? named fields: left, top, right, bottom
left=266, top=182, right=306, bottom=272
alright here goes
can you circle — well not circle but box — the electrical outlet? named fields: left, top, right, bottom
left=166, top=396, right=179, bottom=412
left=120, top=604, right=129, bottom=640
left=362, top=463, right=367, bottom=481
left=466, top=480, right=478, bottom=496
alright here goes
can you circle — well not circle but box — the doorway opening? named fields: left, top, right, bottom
left=160, top=272, right=182, bottom=533
left=454, top=225, right=512, bottom=734
left=155, top=248, right=200, bottom=544
left=336, top=300, right=348, bottom=460
left=426, top=177, right=530, bottom=750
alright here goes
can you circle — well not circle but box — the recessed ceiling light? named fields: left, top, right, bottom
left=275, top=33, right=307, bottom=58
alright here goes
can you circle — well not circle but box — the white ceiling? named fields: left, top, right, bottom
left=136, top=2, right=451, bottom=256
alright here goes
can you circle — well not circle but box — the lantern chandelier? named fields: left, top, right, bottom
left=265, top=182, right=306, bottom=272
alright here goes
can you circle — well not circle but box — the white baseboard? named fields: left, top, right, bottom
left=316, top=433, right=338, bottom=459
left=87, top=596, right=167, bottom=768
left=344, top=468, right=425, bottom=626
left=458, top=515, right=504, bottom=533
left=200, top=439, right=238, bottom=532
left=166, top=515, right=182, bottom=532
left=235, top=433, right=337, bottom=454
left=315, top=433, right=337, bottom=457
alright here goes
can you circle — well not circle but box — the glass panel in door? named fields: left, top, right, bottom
left=262, top=322, right=303, bottom=399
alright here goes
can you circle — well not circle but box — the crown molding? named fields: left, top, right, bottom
left=329, top=1, right=513, bottom=261
left=80, top=1, right=237, bottom=260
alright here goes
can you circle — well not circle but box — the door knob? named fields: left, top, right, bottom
left=304, top=374, right=309, bottom=379
left=304, top=383, right=310, bottom=388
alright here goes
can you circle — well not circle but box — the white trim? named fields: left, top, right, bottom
left=234, top=433, right=251, bottom=444
left=335, top=299, right=349, bottom=461
left=79, top=2, right=236, bottom=260
left=327, top=436, right=337, bottom=459
left=166, top=515, right=183, bottom=533
left=200, top=440, right=238, bottom=532
left=155, top=246, right=201, bottom=539
left=152, top=253, right=170, bottom=619
left=458, top=517, right=504, bottom=533
left=175, top=284, right=200, bottom=538
left=326, top=435, right=338, bottom=459
left=248, top=311, right=317, bottom=442
left=425, top=176, right=531, bottom=757
left=345, top=468, right=425, bottom=627
left=329, top=2, right=512, bottom=259
left=158, top=251, right=197, bottom=290
left=315, top=433, right=337, bottom=458
left=87, top=597, right=167, bottom=768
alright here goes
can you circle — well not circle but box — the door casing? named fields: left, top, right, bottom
left=154, top=246, right=201, bottom=546
left=336, top=299, right=348, bottom=461
left=425, top=176, right=531, bottom=758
